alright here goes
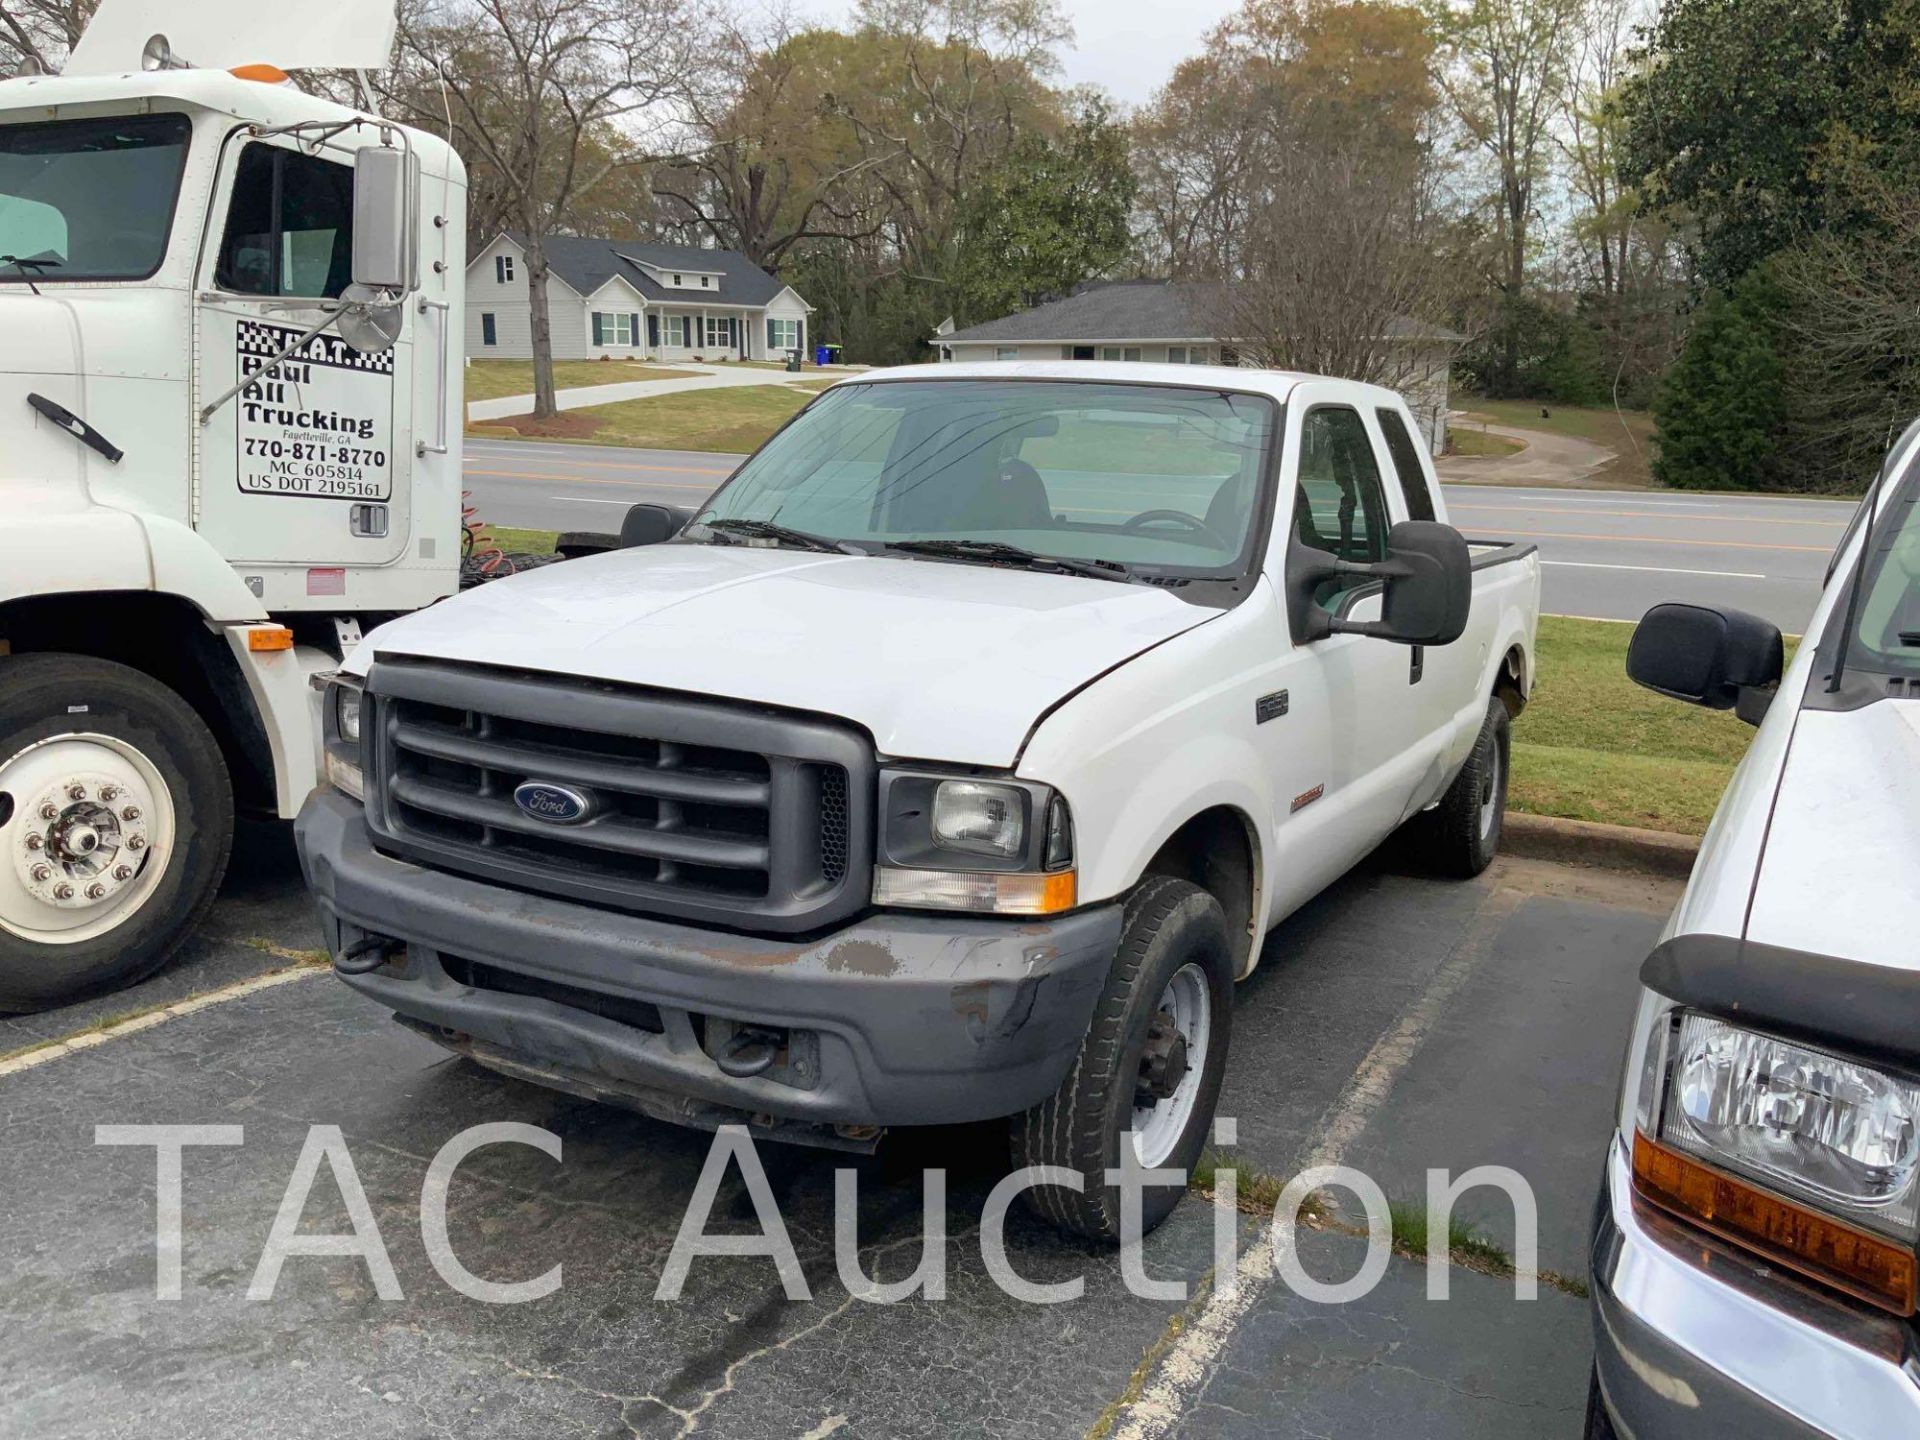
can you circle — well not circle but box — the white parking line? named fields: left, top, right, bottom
left=1108, top=886, right=1525, bottom=1439
left=1542, top=560, right=1767, bottom=580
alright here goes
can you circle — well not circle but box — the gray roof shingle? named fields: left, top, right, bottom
left=942, top=280, right=1460, bottom=345
left=502, top=233, right=790, bottom=307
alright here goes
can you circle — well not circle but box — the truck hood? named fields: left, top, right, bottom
left=353, top=544, right=1218, bottom=766
left=1746, top=700, right=1920, bottom=969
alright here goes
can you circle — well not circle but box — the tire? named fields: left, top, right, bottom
left=1011, top=875, right=1234, bottom=1242
left=0, top=654, right=233, bottom=1011
left=1415, top=693, right=1510, bottom=878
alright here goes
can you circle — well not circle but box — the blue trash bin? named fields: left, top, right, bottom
left=814, top=346, right=831, bottom=367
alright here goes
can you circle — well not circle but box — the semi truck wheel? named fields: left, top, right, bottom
left=1417, top=692, right=1510, bottom=878
left=1011, top=875, right=1233, bottom=1242
left=0, top=655, right=233, bottom=1012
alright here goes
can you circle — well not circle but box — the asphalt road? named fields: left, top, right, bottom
left=1, top=835, right=1680, bottom=1439
left=464, top=437, right=1855, bottom=633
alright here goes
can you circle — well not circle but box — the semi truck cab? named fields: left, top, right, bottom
left=0, top=27, right=468, bottom=1008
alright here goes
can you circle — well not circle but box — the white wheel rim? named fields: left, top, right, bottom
left=1131, top=962, right=1212, bottom=1169
left=1477, top=736, right=1502, bottom=842
left=0, top=733, right=175, bottom=945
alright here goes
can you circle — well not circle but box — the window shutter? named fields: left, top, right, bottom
left=648, top=314, right=659, bottom=348
left=629, top=313, right=640, bottom=347
left=591, top=312, right=605, bottom=346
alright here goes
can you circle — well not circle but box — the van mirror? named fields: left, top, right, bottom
left=351, top=145, right=417, bottom=293
left=1628, top=603, right=1784, bottom=723
left=1289, top=520, right=1472, bottom=646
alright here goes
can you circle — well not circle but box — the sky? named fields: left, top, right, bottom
left=782, top=0, right=1247, bottom=106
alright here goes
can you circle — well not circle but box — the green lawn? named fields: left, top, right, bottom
left=462, top=359, right=702, bottom=403
left=1509, top=615, right=1786, bottom=834
left=469, top=384, right=812, bottom=452
left=1446, top=427, right=1525, bottom=459
left=1456, top=399, right=1658, bottom=487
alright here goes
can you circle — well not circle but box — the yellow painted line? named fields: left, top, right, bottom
left=1471, top=525, right=1829, bottom=554
left=464, top=468, right=720, bottom=493
left=1450, top=503, right=1843, bottom=529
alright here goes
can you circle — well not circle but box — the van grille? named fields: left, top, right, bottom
left=362, top=660, right=872, bottom=933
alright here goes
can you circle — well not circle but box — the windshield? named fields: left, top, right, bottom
left=0, top=114, right=192, bottom=283
left=1845, top=462, right=1920, bottom=683
left=691, top=380, right=1279, bottom=575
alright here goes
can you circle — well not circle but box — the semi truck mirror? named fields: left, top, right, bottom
left=351, top=145, right=418, bottom=293
left=1628, top=602, right=1784, bottom=721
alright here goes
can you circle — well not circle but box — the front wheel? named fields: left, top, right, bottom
left=0, top=655, right=233, bottom=1011
left=1011, top=875, right=1234, bottom=1242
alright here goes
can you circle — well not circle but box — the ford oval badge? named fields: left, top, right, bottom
left=513, top=781, right=594, bottom=825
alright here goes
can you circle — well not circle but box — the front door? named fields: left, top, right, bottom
left=191, top=134, right=413, bottom=566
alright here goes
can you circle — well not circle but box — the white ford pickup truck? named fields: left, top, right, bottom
left=295, top=362, right=1540, bottom=1238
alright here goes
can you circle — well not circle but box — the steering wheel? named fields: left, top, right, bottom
left=1123, top=508, right=1228, bottom=549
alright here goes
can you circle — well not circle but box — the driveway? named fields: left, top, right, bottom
left=1, top=834, right=1677, bottom=1438
left=1435, top=422, right=1619, bottom=488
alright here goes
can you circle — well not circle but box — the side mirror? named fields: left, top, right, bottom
left=621, top=503, right=691, bottom=547
left=351, top=145, right=419, bottom=294
left=1288, top=520, right=1472, bottom=646
left=1627, top=603, right=1784, bottom=724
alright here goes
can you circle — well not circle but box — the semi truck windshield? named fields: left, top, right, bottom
left=0, top=113, right=192, bottom=282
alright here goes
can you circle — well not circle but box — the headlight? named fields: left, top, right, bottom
left=874, top=771, right=1074, bottom=915
left=313, top=673, right=365, bottom=801
left=1632, top=1006, right=1920, bottom=1312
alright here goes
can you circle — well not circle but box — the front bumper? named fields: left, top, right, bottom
left=295, top=790, right=1120, bottom=1137
left=1590, top=1135, right=1920, bottom=1439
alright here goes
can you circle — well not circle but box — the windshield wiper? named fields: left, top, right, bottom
left=0, top=255, right=60, bottom=296
left=698, top=517, right=864, bottom=555
left=879, top=538, right=1135, bottom=583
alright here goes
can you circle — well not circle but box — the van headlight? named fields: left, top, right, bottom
left=1632, top=1006, right=1920, bottom=1312
left=872, top=772, right=1075, bottom=915
left=312, top=672, right=365, bottom=801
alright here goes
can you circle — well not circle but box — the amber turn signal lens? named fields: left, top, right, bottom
left=1632, top=1131, right=1919, bottom=1314
left=246, top=625, right=295, bottom=652
left=229, top=64, right=290, bottom=83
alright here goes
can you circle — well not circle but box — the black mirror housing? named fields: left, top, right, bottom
left=1288, top=520, right=1472, bottom=647
left=1627, top=603, right=1784, bottom=715
left=621, top=503, right=691, bottom=547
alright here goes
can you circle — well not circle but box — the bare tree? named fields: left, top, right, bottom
left=384, top=0, right=700, bottom=419
left=0, top=0, right=93, bottom=72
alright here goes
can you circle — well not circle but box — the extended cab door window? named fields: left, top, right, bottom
left=1375, top=407, right=1438, bottom=522
left=214, top=143, right=354, bottom=299
left=1294, top=406, right=1390, bottom=609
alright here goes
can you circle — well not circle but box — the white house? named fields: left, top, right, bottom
left=467, top=233, right=814, bottom=364
left=935, top=280, right=1461, bottom=455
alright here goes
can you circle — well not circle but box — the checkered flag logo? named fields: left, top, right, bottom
left=236, top=320, right=396, bottom=375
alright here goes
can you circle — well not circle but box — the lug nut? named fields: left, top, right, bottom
left=126, top=835, right=146, bottom=852
left=100, top=785, right=121, bottom=801
left=38, top=803, right=57, bottom=820
left=67, top=784, right=87, bottom=801
left=24, top=833, right=43, bottom=851
left=121, top=806, right=141, bottom=822
left=113, top=864, right=133, bottom=881
left=30, top=864, right=52, bottom=882
left=84, top=882, right=106, bottom=899
left=52, top=882, right=73, bottom=900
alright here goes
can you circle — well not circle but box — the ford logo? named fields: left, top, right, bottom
left=513, top=781, right=595, bottom=825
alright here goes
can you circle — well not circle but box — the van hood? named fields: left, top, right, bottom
left=1746, top=699, right=1920, bottom=968
left=353, top=544, right=1218, bottom=767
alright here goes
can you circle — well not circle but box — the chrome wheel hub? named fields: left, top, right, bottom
left=1, top=735, right=173, bottom=944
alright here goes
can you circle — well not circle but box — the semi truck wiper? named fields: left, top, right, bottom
left=699, top=518, right=864, bottom=555
left=880, top=538, right=1135, bottom=583
left=0, top=254, right=59, bottom=295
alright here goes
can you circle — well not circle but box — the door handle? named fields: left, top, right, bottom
left=1410, top=644, right=1425, bottom=684
left=416, top=297, right=450, bottom=458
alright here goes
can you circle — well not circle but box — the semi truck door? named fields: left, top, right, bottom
left=191, top=135, right=413, bottom=566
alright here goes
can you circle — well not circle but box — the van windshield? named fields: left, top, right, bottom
left=0, top=113, right=192, bottom=283
left=690, top=380, right=1279, bottom=575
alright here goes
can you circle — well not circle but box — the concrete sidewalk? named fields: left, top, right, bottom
left=466, top=363, right=842, bottom=423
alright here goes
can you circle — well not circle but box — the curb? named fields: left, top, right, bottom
left=1503, top=812, right=1700, bottom=880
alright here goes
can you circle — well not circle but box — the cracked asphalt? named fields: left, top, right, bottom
left=0, top=831, right=1678, bottom=1439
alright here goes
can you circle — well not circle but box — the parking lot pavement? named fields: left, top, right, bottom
left=0, top=847, right=1679, bottom=1439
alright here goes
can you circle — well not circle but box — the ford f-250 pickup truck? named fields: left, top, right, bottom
left=294, top=362, right=1540, bottom=1239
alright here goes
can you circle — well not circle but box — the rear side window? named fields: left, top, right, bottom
left=216, top=144, right=355, bottom=299
left=1375, top=407, right=1437, bottom=522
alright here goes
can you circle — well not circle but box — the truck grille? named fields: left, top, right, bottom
left=362, top=659, right=872, bottom=933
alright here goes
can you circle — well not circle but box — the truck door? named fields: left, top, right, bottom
left=191, top=135, right=413, bottom=566
left=1285, top=400, right=1434, bottom=846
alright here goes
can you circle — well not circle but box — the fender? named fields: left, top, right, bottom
left=0, top=503, right=268, bottom=623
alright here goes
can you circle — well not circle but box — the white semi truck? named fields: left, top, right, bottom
left=0, top=5, right=468, bottom=1008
